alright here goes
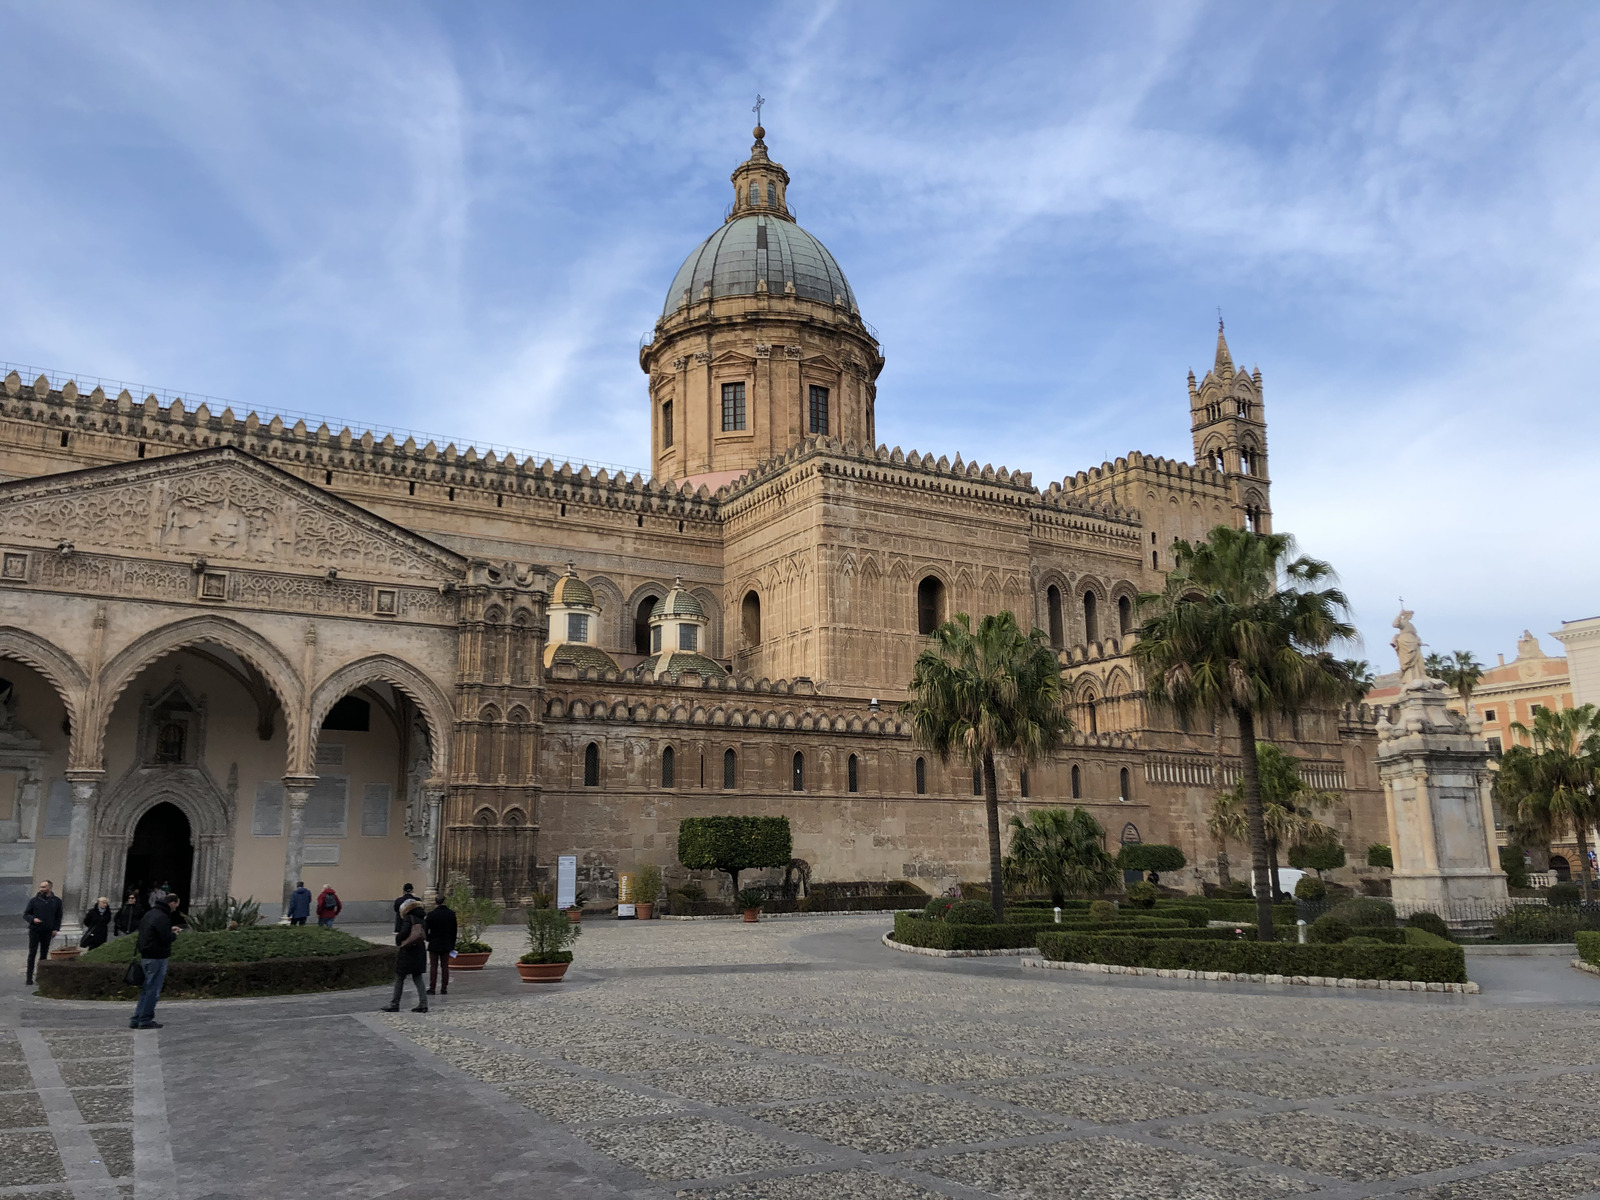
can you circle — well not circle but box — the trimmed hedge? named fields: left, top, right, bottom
left=677, top=816, right=792, bottom=889
left=1578, top=931, right=1600, bottom=968
left=1116, top=844, right=1186, bottom=873
left=892, top=914, right=1040, bottom=951
left=1198, top=900, right=1298, bottom=925
left=673, top=894, right=926, bottom=917
left=1036, top=932, right=1468, bottom=984
left=38, top=946, right=395, bottom=1000
left=79, top=926, right=374, bottom=964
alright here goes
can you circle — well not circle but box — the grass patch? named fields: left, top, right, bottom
left=80, top=926, right=374, bottom=964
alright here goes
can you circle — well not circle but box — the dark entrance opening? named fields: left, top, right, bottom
left=634, top=596, right=660, bottom=656
left=124, top=802, right=194, bottom=909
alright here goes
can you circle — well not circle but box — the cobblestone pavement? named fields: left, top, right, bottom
left=6, top=916, right=1600, bottom=1199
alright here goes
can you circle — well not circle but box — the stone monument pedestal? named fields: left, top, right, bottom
left=1377, top=677, right=1508, bottom=934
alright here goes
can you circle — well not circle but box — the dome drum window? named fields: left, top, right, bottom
left=566, top=614, right=589, bottom=643
left=721, top=382, right=746, bottom=432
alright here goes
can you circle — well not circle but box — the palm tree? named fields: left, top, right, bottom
left=903, top=611, right=1071, bottom=921
left=1210, top=742, right=1338, bottom=898
left=1133, top=525, right=1354, bottom=940
left=1495, top=704, right=1600, bottom=903
left=1003, top=807, right=1121, bottom=904
left=1425, top=650, right=1486, bottom=714
left=1339, top=659, right=1376, bottom=701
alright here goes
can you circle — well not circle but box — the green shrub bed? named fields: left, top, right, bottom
left=892, top=914, right=1040, bottom=951
left=1491, top=906, right=1600, bottom=944
left=1036, top=932, right=1467, bottom=984
left=1577, top=931, right=1600, bottom=968
left=38, top=928, right=395, bottom=1000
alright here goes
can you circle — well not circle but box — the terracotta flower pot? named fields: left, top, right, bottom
left=516, top=961, right=570, bottom=983
left=48, top=946, right=82, bottom=961
left=743, top=909, right=760, bottom=923
left=451, top=950, right=492, bottom=971
left=566, top=908, right=582, bottom=925
left=635, top=902, right=654, bottom=921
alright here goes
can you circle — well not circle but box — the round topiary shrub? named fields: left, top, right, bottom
left=1125, top=881, right=1159, bottom=909
left=1308, top=914, right=1351, bottom=944
left=923, top=897, right=956, bottom=921
left=1326, top=897, right=1395, bottom=927
left=1294, top=875, right=1327, bottom=901
left=945, top=899, right=997, bottom=925
left=1088, top=900, right=1118, bottom=922
left=1407, top=911, right=1452, bottom=941
left=1548, top=882, right=1582, bottom=908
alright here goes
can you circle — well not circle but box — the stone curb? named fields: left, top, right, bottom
left=660, top=909, right=919, bottom=922
left=881, top=933, right=1041, bottom=958
left=1020, top=957, right=1480, bottom=993
left=1572, top=958, right=1600, bottom=978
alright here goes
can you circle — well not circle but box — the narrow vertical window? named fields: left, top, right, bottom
left=767, top=182, right=776, bottom=206
left=723, top=748, right=736, bottom=789
left=721, top=382, right=746, bottom=431
left=792, top=752, right=804, bottom=792
left=1119, top=767, right=1131, bottom=801
left=1118, top=596, right=1133, bottom=634
left=1020, top=768, right=1030, bottom=798
left=583, top=742, right=600, bottom=787
left=748, top=181, right=758, bottom=205
left=915, top=758, right=926, bottom=795
left=679, top=624, right=698, bottom=651
left=567, top=613, right=589, bottom=643
left=847, top=754, right=859, bottom=793
left=972, top=766, right=983, bottom=796
left=651, top=625, right=662, bottom=653
left=1046, top=585, right=1063, bottom=649
left=1083, top=591, right=1099, bottom=643
left=662, top=400, right=674, bottom=448
left=1071, top=764, right=1081, bottom=799
left=661, top=746, right=675, bottom=788
left=808, top=385, right=829, bottom=435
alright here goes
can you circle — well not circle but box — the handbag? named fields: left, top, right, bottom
left=123, top=960, right=146, bottom=987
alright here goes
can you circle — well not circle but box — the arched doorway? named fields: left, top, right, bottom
left=124, top=802, right=194, bottom=908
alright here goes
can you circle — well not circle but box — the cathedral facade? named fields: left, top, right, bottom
left=0, top=127, right=1388, bottom=922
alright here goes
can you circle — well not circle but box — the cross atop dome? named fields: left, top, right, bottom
left=729, top=114, right=792, bottom=222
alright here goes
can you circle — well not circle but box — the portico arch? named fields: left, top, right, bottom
left=0, top=627, right=91, bottom=766
left=93, top=616, right=304, bottom=772
left=90, top=763, right=234, bottom=908
left=306, top=655, right=454, bottom=782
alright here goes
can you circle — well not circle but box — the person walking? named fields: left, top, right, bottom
left=129, top=892, right=181, bottom=1030
left=23, top=879, right=63, bottom=986
left=392, top=882, right=416, bottom=934
left=81, top=897, right=113, bottom=950
left=315, top=885, right=342, bottom=928
left=382, top=897, right=428, bottom=1013
left=286, top=881, right=312, bottom=926
left=114, top=890, right=145, bottom=937
left=424, top=894, right=457, bottom=996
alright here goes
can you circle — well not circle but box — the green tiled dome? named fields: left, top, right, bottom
left=550, top=567, right=595, bottom=608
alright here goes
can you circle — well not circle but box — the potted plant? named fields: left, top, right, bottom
left=446, top=875, right=500, bottom=970
left=565, top=889, right=587, bottom=925
left=518, top=906, right=581, bottom=982
left=633, top=864, right=663, bottom=921
left=736, top=887, right=765, bottom=923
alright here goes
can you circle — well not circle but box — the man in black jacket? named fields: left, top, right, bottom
left=129, top=893, right=181, bottom=1030
left=23, top=880, right=62, bottom=986
left=392, top=882, right=416, bottom=935
left=424, top=895, right=457, bottom=996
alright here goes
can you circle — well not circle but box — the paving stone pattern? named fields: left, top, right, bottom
left=380, top=916, right=1600, bottom=1200
left=0, top=1024, right=136, bottom=1194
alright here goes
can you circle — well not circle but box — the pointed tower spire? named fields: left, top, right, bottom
left=1214, top=317, right=1233, bottom=374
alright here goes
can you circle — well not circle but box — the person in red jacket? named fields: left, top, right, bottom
left=315, top=885, right=342, bottom=928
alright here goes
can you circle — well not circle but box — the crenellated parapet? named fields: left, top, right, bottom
left=1, top=371, right=719, bottom=520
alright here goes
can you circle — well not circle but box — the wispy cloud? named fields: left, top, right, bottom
left=1, top=1, right=1595, bottom=662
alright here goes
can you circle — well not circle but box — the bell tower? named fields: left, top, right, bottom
left=1189, top=321, right=1271, bottom=533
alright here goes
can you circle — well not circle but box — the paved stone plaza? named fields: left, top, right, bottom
left=5, top=914, right=1600, bottom=1199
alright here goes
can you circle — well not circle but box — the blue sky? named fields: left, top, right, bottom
left=3, top=2, right=1597, bottom=671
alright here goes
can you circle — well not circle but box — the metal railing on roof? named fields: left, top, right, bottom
left=1, top=359, right=650, bottom=478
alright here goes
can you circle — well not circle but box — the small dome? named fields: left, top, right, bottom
left=638, top=651, right=727, bottom=683
left=550, top=565, right=595, bottom=608
left=663, top=214, right=856, bottom=316
left=651, top=580, right=706, bottom=621
left=546, top=641, right=618, bottom=673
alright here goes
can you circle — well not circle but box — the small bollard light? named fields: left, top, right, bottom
left=1053, top=906, right=1062, bottom=924
left=1297, top=918, right=1308, bottom=944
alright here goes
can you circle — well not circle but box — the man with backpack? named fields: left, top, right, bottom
left=315, top=885, right=342, bottom=928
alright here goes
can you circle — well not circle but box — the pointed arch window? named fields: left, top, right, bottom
left=915, top=757, right=926, bottom=795
left=583, top=742, right=600, bottom=787
left=1118, top=596, right=1133, bottom=634
left=848, top=754, right=859, bottom=793
left=1083, top=591, right=1099, bottom=643
left=723, top=747, right=736, bottom=790
left=1070, top=763, right=1082, bottom=799
left=1046, top=585, right=1063, bottom=649
left=661, top=745, right=675, bottom=789
left=792, top=752, right=805, bottom=792
left=1020, top=768, right=1030, bottom=798
left=1119, top=767, right=1131, bottom=801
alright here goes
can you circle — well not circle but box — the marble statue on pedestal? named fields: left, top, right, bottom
left=1376, top=609, right=1508, bottom=930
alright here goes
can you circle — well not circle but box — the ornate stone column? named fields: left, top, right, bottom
left=279, top=775, right=316, bottom=922
left=57, top=770, right=103, bottom=946
left=413, top=782, right=447, bottom=902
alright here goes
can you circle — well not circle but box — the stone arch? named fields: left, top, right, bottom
left=626, top=581, right=670, bottom=656
left=307, top=655, right=455, bottom=781
left=93, top=615, right=303, bottom=773
left=1110, top=581, right=1140, bottom=636
left=0, top=626, right=90, bottom=761
left=90, top=763, right=234, bottom=908
left=585, top=574, right=627, bottom=651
